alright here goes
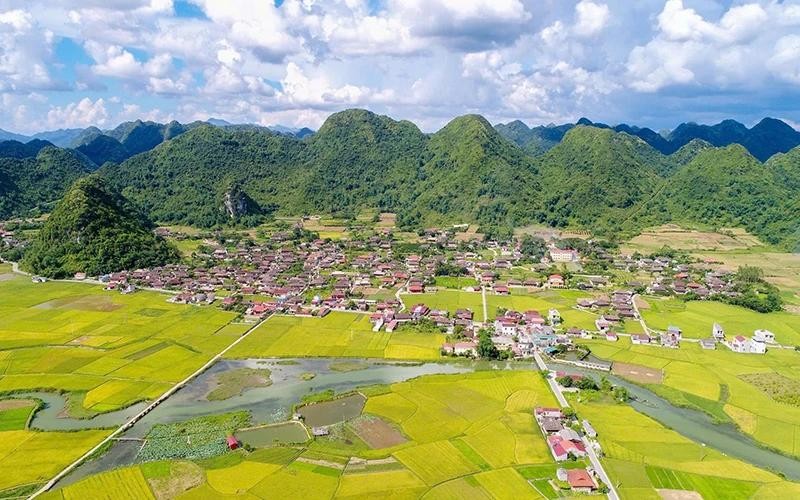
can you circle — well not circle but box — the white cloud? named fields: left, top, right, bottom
left=46, top=97, right=108, bottom=128
left=627, top=1, right=794, bottom=92
left=574, top=1, right=610, bottom=37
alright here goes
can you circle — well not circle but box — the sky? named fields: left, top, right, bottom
left=0, top=0, right=799, bottom=134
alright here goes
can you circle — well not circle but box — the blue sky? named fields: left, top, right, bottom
left=0, top=0, right=799, bottom=133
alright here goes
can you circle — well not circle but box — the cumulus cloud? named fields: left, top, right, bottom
left=1, top=0, right=799, bottom=134
left=626, top=0, right=797, bottom=92
left=46, top=97, right=109, bottom=128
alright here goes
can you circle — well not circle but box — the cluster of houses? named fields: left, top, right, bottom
left=534, top=407, right=601, bottom=493
left=705, top=324, right=773, bottom=354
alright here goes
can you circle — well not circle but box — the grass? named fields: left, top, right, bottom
left=640, top=297, right=800, bottom=345
left=433, top=276, right=478, bottom=290
left=572, top=393, right=799, bottom=499
left=579, top=334, right=800, bottom=457
left=225, top=312, right=444, bottom=360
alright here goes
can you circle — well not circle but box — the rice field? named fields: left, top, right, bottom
left=225, top=312, right=444, bottom=360
left=401, top=290, right=485, bottom=322
left=640, top=297, right=800, bottom=345
left=579, top=332, right=800, bottom=457
left=0, top=272, right=240, bottom=414
left=45, top=370, right=560, bottom=499
left=0, top=429, right=111, bottom=493
left=487, top=290, right=599, bottom=330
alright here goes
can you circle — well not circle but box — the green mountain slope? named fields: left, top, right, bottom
left=536, top=126, right=670, bottom=231
left=299, top=109, right=428, bottom=216
left=650, top=145, right=794, bottom=246
left=0, top=147, right=92, bottom=219
left=104, top=125, right=305, bottom=226
left=22, top=175, right=178, bottom=278
left=409, top=115, right=540, bottom=230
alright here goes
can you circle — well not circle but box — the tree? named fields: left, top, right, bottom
left=736, top=265, right=764, bottom=284
left=476, top=329, right=499, bottom=359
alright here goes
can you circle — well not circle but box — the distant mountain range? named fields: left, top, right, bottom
left=0, top=120, right=316, bottom=167
left=1, top=109, right=799, bottom=250
left=495, top=117, right=800, bottom=162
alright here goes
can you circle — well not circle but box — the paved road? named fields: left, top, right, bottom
left=533, top=351, right=619, bottom=500
left=31, top=316, right=272, bottom=498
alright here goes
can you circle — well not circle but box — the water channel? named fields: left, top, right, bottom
left=8, top=357, right=800, bottom=486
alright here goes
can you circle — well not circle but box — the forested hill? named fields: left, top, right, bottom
left=22, top=175, right=178, bottom=278
left=3, top=108, right=800, bottom=248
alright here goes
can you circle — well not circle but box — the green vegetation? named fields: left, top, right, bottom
left=4, top=111, right=800, bottom=248
left=137, top=412, right=250, bottom=462
left=0, top=146, right=91, bottom=219
left=22, top=175, right=179, bottom=278
left=0, top=399, right=38, bottom=431
left=206, top=368, right=272, bottom=401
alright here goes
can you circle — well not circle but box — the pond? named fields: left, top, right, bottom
left=298, top=393, right=367, bottom=428
left=546, top=360, right=800, bottom=481
left=236, top=422, right=309, bottom=447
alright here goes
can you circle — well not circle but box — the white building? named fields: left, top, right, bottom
left=712, top=323, right=725, bottom=340
left=549, top=248, right=579, bottom=262
left=753, top=329, right=775, bottom=344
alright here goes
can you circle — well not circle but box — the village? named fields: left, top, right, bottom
left=5, top=220, right=780, bottom=361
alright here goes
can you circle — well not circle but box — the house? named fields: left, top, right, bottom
left=442, top=341, right=477, bottom=356
left=547, top=434, right=586, bottom=461
left=754, top=329, right=775, bottom=344
left=730, top=335, right=767, bottom=354
left=566, top=469, right=597, bottom=493
left=541, top=417, right=564, bottom=433
left=605, top=332, right=618, bottom=342
left=494, top=284, right=510, bottom=295
left=595, top=318, right=611, bottom=333
left=712, top=323, right=725, bottom=340
left=226, top=436, right=239, bottom=450
left=699, top=338, right=716, bottom=350
left=535, top=407, right=564, bottom=420
left=494, top=317, right=518, bottom=336
left=74, top=272, right=87, bottom=280
left=548, top=309, right=561, bottom=325
left=547, top=274, right=565, bottom=288
left=631, top=334, right=650, bottom=345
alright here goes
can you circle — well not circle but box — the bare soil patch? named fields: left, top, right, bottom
left=147, top=462, right=204, bottom=500
left=634, top=296, right=650, bottom=310
left=612, top=362, right=663, bottom=384
left=0, top=399, right=35, bottom=411
left=657, top=489, right=702, bottom=500
left=351, top=415, right=407, bottom=449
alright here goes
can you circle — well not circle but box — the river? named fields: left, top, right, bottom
left=546, top=360, right=800, bottom=481
left=10, top=357, right=800, bottom=486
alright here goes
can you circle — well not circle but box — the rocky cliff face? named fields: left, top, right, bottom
left=221, top=186, right=260, bottom=219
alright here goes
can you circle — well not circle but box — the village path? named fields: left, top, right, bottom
left=533, top=351, right=619, bottom=500
left=31, top=316, right=273, bottom=498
